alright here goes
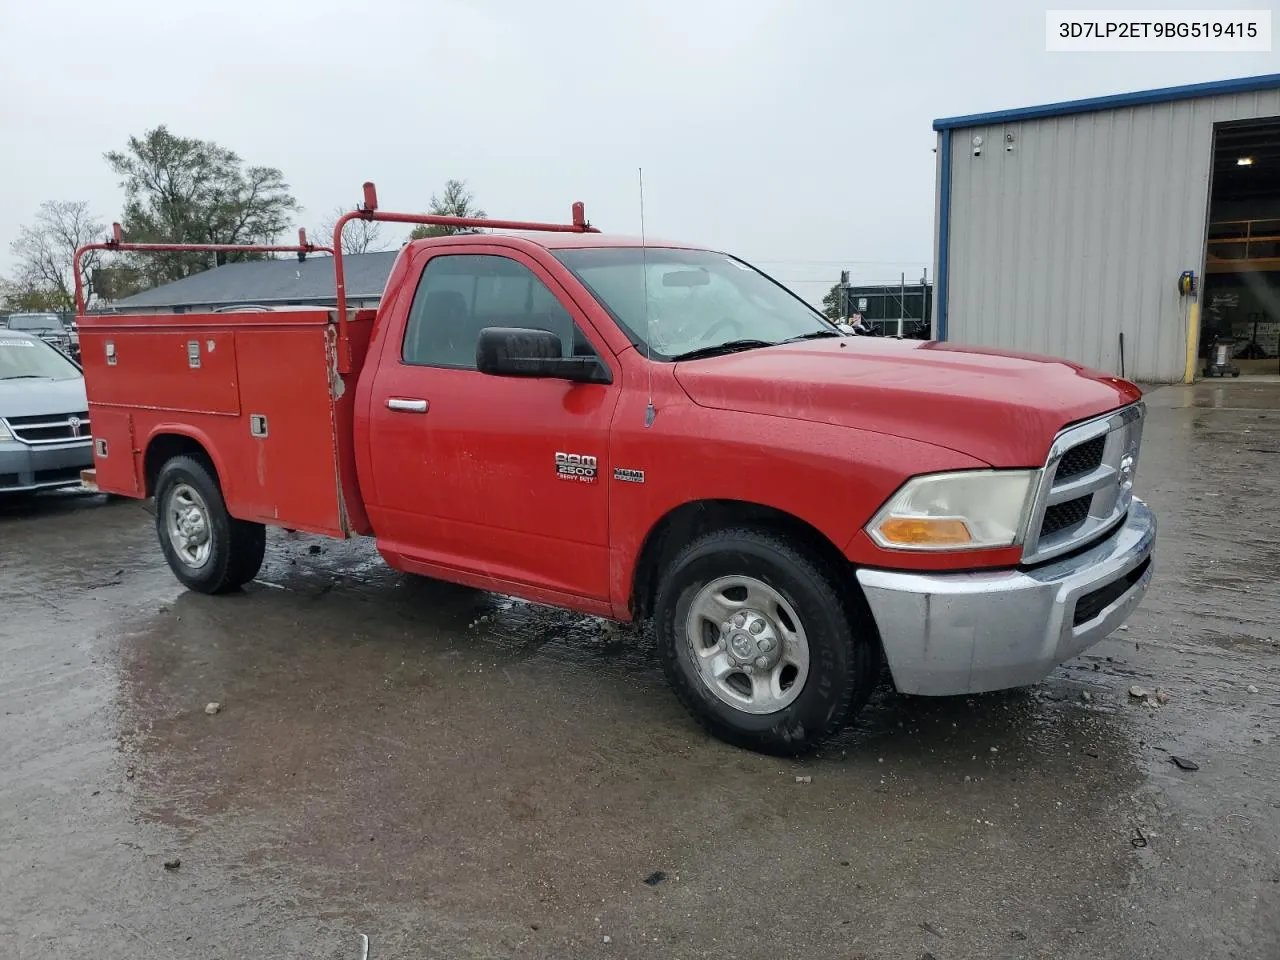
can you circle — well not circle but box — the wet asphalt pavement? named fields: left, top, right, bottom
left=1, top=380, right=1278, bottom=960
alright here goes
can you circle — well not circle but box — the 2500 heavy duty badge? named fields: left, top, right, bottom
left=555, top=452, right=597, bottom=483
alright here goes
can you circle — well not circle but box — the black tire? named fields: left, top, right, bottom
left=654, top=528, right=878, bottom=756
left=154, top=455, right=265, bottom=594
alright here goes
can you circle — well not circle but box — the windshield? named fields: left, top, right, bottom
left=7, top=314, right=63, bottom=332
left=553, top=247, right=835, bottom=360
left=0, top=335, right=81, bottom=380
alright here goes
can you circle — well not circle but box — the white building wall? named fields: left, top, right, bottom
left=938, top=89, right=1280, bottom=382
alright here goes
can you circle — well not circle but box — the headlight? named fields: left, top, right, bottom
left=0, top=421, right=12, bottom=441
left=867, top=469, right=1040, bottom=551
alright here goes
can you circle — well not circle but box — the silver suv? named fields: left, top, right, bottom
left=0, top=330, right=93, bottom=494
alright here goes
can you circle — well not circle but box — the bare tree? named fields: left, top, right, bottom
left=317, top=206, right=387, bottom=255
left=7, top=200, right=106, bottom=310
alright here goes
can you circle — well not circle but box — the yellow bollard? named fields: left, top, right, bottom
left=1183, top=302, right=1201, bottom=384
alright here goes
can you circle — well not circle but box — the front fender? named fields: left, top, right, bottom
left=605, top=375, right=990, bottom=617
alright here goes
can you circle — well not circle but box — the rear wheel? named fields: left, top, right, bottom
left=654, top=528, right=877, bottom=756
left=154, top=455, right=265, bottom=594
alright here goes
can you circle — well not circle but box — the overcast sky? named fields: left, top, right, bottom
left=1, top=0, right=1276, bottom=302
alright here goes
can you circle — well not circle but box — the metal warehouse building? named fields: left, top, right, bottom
left=932, top=73, right=1280, bottom=382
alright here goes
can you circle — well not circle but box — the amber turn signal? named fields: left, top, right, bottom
left=876, top=517, right=974, bottom=547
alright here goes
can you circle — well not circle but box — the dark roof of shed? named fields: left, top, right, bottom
left=105, top=232, right=691, bottom=311
left=108, top=251, right=399, bottom=309
left=933, top=72, right=1280, bottom=131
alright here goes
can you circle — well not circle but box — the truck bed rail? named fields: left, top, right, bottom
left=74, top=181, right=601, bottom=375
left=73, top=227, right=331, bottom=316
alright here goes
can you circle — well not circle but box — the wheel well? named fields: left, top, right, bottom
left=144, top=434, right=216, bottom=497
left=630, top=500, right=852, bottom=620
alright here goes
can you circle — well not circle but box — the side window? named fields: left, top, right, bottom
left=402, top=254, right=599, bottom=368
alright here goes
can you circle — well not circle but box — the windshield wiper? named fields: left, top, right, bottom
left=0, top=375, right=52, bottom=380
left=669, top=339, right=775, bottom=362
left=780, top=330, right=843, bottom=343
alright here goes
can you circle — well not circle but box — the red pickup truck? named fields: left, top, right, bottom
left=75, top=185, right=1155, bottom=755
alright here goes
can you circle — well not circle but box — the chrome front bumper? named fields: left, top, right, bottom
left=0, top=439, right=95, bottom=493
left=856, top=498, right=1156, bottom=696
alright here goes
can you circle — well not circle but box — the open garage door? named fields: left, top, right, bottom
left=1202, top=117, right=1280, bottom=377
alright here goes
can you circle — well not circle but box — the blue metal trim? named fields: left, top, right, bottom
left=936, top=129, right=952, bottom=341
left=933, top=72, right=1280, bottom=131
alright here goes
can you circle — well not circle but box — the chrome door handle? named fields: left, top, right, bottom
left=386, top=398, right=428, bottom=413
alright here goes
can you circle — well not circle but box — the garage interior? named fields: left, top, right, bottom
left=1202, top=116, right=1280, bottom=377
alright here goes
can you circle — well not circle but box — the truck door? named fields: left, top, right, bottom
left=366, top=248, right=621, bottom=602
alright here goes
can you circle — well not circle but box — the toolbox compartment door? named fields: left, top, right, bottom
left=230, top=326, right=348, bottom=534
left=83, top=330, right=240, bottom=416
left=89, top=408, right=140, bottom=496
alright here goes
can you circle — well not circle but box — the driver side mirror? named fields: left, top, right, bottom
left=475, top=327, right=611, bottom=384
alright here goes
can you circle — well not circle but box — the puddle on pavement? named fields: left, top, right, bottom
left=103, top=557, right=1157, bottom=955
left=105, top=527, right=1151, bottom=858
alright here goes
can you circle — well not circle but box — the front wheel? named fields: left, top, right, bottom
left=654, top=528, right=878, bottom=755
left=154, top=455, right=265, bottom=594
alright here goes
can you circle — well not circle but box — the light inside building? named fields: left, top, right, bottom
left=1204, top=115, right=1280, bottom=378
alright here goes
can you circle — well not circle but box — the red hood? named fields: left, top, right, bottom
left=673, top=338, right=1142, bottom=467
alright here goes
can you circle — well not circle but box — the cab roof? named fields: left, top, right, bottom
left=407, top=231, right=710, bottom=252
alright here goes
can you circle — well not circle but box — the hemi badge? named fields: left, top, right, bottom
left=613, top=468, right=645, bottom=484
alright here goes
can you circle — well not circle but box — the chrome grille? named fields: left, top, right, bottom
left=2, top=411, right=91, bottom=446
left=1055, top=435, right=1106, bottom=482
left=1021, top=402, right=1145, bottom=565
left=1040, top=494, right=1092, bottom=536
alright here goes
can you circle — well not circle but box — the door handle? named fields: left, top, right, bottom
left=386, top=398, right=428, bottom=413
